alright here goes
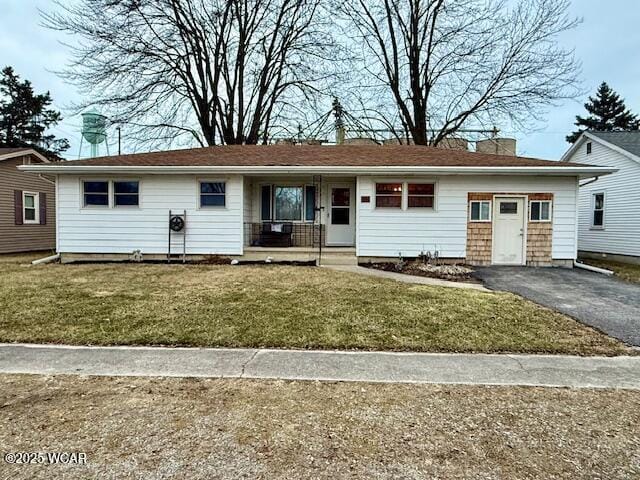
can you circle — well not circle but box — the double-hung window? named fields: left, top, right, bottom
left=200, top=182, right=226, bottom=207
left=407, top=183, right=435, bottom=208
left=592, top=193, right=605, bottom=228
left=114, top=181, right=139, bottom=206
left=469, top=200, right=491, bottom=222
left=83, top=181, right=109, bottom=207
left=529, top=200, right=552, bottom=222
left=23, top=192, right=39, bottom=223
left=375, top=183, right=403, bottom=208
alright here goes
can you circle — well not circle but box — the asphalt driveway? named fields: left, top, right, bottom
left=474, top=267, right=640, bottom=347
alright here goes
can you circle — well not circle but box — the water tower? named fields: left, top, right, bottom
left=78, top=109, right=109, bottom=158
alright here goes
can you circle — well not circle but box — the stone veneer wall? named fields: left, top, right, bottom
left=466, top=193, right=554, bottom=266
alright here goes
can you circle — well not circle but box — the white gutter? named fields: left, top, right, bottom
left=17, top=164, right=617, bottom=178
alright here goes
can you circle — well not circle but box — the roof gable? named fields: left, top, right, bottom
left=0, top=148, right=50, bottom=164
left=561, top=132, right=640, bottom=165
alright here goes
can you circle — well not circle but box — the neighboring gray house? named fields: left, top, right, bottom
left=561, top=131, right=640, bottom=263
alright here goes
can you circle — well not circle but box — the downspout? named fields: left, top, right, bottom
left=38, top=173, right=56, bottom=185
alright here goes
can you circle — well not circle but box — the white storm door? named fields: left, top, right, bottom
left=492, top=197, right=525, bottom=265
left=326, top=184, right=355, bottom=246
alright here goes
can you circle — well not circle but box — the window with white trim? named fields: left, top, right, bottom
left=83, top=181, right=109, bottom=207
left=23, top=192, right=39, bottom=224
left=592, top=193, right=605, bottom=228
left=469, top=200, right=491, bottom=222
left=530, top=200, right=552, bottom=222
left=375, top=183, right=402, bottom=208
left=200, top=182, right=226, bottom=207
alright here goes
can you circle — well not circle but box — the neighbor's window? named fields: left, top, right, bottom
left=375, top=183, right=402, bottom=208
left=274, top=186, right=303, bottom=220
left=586, top=142, right=592, bottom=154
left=469, top=200, right=491, bottom=222
left=530, top=200, right=552, bottom=222
left=200, top=182, right=226, bottom=207
left=83, top=181, right=109, bottom=206
left=407, top=183, right=435, bottom=208
left=113, top=181, right=139, bottom=206
left=23, top=192, right=39, bottom=223
left=592, top=192, right=605, bottom=228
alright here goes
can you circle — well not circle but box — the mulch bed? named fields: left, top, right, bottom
left=363, top=261, right=480, bottom=283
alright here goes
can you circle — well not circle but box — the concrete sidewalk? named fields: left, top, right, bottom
left=1, top=343, right=639, bottom=389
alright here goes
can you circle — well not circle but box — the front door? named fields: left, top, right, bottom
left=492, top=197, right=525, bottom=265
left=326, top=184, right=355, bottom=246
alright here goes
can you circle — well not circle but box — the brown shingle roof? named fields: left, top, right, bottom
left=61, top=145, right=586, bottom=168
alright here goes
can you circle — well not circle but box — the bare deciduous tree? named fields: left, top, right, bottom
left=43, top=0, right=336, bottom=147
left=337, top=0, right=581, bottom=145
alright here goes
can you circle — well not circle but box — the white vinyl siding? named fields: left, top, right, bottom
left=57, top=175, right=243, bottom=255
left=356, top=175, right=578, bottom=260
left=568, top=138, right=640, bottom=257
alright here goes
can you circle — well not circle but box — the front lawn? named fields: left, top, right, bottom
left=580, top=257, right=640, bottom=285
left=0, top=255, right=631, bottom=354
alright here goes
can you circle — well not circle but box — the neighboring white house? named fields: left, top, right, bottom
left=19, top=144, right=614, bottom=266
left=561, top=131, right=640, bottom=263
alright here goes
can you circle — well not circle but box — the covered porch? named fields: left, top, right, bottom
left=241, top=174, right=357, bottom=264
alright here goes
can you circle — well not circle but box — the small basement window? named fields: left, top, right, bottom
left=407, top=183, right=435, bottom=208
left=200, top=182, right=226, bottom=207
left=113, top=181, right=139, bottom=206
left=530, top=200, right=552, bottom=222
left=23, top=192, right=39, bottom=224
left=83, top=181, right=109, bottom=206
left=469, top=200, right=491, bottom=222
left=592, top=192, right=605, bottom=228
left=375, top=183, right=402, bottom=208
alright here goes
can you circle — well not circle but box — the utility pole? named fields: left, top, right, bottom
left=332, top=97, right=345, bottom=145
left=116, top=126, right=121, bottom=155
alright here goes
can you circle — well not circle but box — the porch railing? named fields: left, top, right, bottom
left=244, top=222, right=322, bottom=248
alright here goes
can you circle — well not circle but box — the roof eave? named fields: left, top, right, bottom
left=17, top=164, right=617, bottom=178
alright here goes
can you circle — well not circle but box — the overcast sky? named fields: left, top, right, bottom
left=1, top=0, right=639, bottom=160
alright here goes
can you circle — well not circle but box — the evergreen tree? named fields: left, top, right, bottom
left=0, top=66, right=69, bottom=158
left=567, top=82, right=639, bottom=143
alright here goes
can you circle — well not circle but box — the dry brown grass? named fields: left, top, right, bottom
left=580, top=257, right=640, bottom=284
left=1, top=374, right=639, bottom=479
left=0, top=254, right=631, bottom=354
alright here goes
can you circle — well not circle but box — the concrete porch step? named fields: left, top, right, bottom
left=319, top=253, right=358, bottom=266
